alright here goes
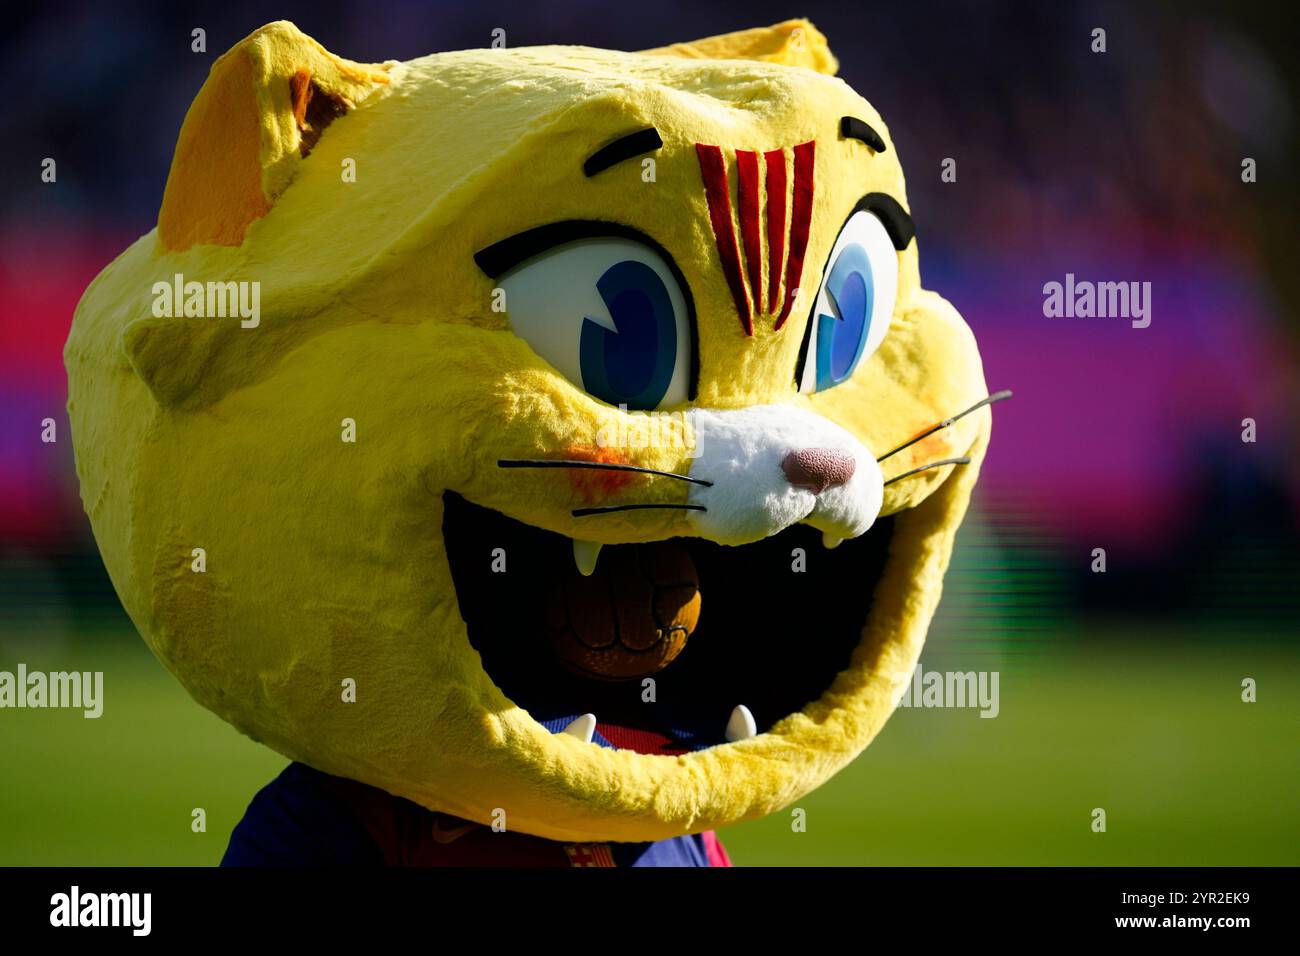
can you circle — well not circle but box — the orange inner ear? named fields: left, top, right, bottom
left=157, top=21, right=389, bottom=254
left=157, top=49, right=270, bottom=252
left=289, top=68, right=349, bottom=157
left=289, top=68, right=312, bottom=126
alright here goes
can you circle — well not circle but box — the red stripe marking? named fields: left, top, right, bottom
left=775, top=140, right=816, bottom=330
left=596, top=722, right=690, bottom=756
left=763, top=149, right=787, bottom=314
left=695, top=143, right=752, bottom=336
left=736, top=150, right=762, bottom=315
left=702, top=831, right=733, bottom=867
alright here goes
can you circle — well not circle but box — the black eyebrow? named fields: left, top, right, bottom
left=840, top=116, right=887, bottom=153
left=583, top=127, right=663, bottom=177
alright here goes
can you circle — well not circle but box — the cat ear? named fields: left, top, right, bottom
left=157, top=20, right=391, bottom=253
left=641, top=19, right=837, bottom=75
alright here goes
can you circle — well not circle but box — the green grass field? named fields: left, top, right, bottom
left=1, top=630, right=1295, bottom=865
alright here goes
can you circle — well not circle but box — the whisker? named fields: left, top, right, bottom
left=876, top=390, right=1013, bottom=464
left=572, top=503, right=708, bottom=517
left=883, top=456, right=971, bottom=487
left=499, top=459, right=712, bottom=487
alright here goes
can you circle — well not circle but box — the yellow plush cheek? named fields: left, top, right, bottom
left=410, top=330, right=701, bottom=544
left=235, top=317, right=702, bottom=546
left=122, top=333, right=480, bottom=792
left=118, top=314, right=711, bottom=798
left=803, top=287, right=989, bottom=516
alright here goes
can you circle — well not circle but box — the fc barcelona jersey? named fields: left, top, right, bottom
left=222, top=762, right=732, bottom=867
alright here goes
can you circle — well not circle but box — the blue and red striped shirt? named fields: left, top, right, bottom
left=223, top=763, right=731, bottom=867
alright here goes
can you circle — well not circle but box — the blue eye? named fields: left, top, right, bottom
left=813, top=244, right=873, bottom=391
left=579, top=260, right=678, bottom=410
left=499, top=237, right=692, bottom=410
left=799, top=210, right=898, bottom=394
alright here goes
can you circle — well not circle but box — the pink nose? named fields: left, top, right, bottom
left=781, top=448, right=856, bottom=494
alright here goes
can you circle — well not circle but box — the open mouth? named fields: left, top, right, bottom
left=443, top=491, right=895, bottom=756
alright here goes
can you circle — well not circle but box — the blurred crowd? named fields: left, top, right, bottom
left=1, top=0, right=1296, bottom=630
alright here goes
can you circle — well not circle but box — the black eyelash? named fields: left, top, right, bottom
left=853, top=193, right=915, bottom=251
left=473, top=221, right=652, bottom=279
left=472, top=220, right=700, bottom=401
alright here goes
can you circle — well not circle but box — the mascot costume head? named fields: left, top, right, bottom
left=66, top=19, right=999, bottom=844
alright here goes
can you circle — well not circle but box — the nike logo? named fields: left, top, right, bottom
left=430, top=817, right=480, bottom=844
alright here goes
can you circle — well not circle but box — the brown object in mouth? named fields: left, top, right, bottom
left=544, top=540, right=701, bottom=681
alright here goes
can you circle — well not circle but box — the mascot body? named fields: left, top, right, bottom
left=66, top=19, right=995, bottom=864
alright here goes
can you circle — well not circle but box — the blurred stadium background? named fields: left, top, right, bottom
left=2, top=0, right=1296, bottom=864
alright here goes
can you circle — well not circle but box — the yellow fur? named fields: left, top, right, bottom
left=66, top=20, right=992, bottom=843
